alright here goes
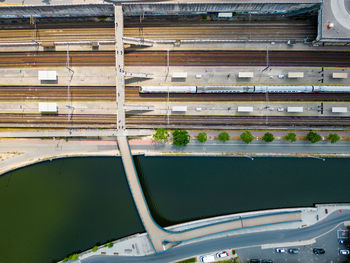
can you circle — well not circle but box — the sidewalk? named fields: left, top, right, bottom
left=2, top=135, right=350, bottom=177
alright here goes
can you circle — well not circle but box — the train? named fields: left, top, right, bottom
left=139, top=85, right=350, bottom=93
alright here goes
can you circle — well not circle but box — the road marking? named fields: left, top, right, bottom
left=261, top=239, right=316, bottom=249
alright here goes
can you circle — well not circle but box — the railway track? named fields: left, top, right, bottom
left=1, top=113, right=350, bottom=127
left=0, top=50, right=350, bottom=67
left=3, top=86, right=350, bottom=102
left=126, top=87, right=350, bottom=102
left=0, top=86, right=115, bottom=101
left=126, top=115, right=350, bottom=127
left=124, top=50, right=350, bottom=67
left=0, top=113, right=116, bottom=126
left=0, top=22, right=316, bottom=42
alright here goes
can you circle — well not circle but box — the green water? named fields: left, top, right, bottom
left=135, top=156, right=350, bottom=226
left=1, top=156, right=350, bottom=263
left=0, top=157, right=144, bottom=263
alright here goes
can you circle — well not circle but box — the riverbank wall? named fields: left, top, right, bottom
left=65, top=204, right=350, bottom=262
left=2, top=138, right=350, bottom=176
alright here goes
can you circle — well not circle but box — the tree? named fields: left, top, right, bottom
left=172, top=130, right=190, bottom=146
left=107, top=242, right=114, bottom=248
left=262, top=132, right=274, bottom=143
left=328, top=133, right=340, bottom=143
left=218, top=132, right=230, bottom=142
left=240, top=131, right=254, bottom=144
left=286, top=132, right=296, bottom=142
left=197, top=132, right=207, bottom=143
left=306, top=131, right=322, bottom=143
left=152, top=128, right=169, bottom=142
left=92, top=246, right=98, bottom=252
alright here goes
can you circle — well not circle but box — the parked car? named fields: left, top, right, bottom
left=288, top=248, right=299, bottom=254
left=262, top=260, right=273, bottom=263
left=275, top=248, right=286, bottom=253
left=216, top=251, right=229, bottom=258
left=339, top=249, right=350, bottom=255
left=200, top=255, right=215, bottom=263
left=249, top=259, right=260, bottom=263
left=313, top=248, right=325, bottom=255
left=339, top=239, right=349, bottom=245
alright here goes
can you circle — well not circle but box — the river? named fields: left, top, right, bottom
left=0, top=156, right=350, bottom=263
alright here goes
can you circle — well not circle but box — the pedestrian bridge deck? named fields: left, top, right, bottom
left=117, top=136, right=302, bottom=253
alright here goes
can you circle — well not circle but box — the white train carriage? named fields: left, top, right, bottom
left=196, top=86, right=254, bottom=93
left=254, top=85, right=313, bottom=93
left=313, top=86, right=350, bottom=93
left=139, top=86, right=197, bottom=93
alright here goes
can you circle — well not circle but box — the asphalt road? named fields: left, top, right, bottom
left=82, top=210, right=350, bottom=263
left=238, top=225, right=349, bottom=263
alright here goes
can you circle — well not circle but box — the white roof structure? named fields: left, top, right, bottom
left=238, top=106, right=253, bottom=112
left=38, top=102, right=57, bottom=113
left=332, top=107, right=348, bottom=113
left=287, top=106, right=303, bottom=113
left=287, top=72, right=304, bottom=78
left=218, top=12, right=233, bottom=18
left=38, top=71, right=57, bottom=81
left=332, top=72, right=348, bottom=79
left=172, top=106, right=187, bottom=112
left=172, top=72, right=187, bottom=78
left=238, top=72, right=254, bottom=78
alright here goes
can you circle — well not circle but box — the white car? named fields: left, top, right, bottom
left=216, top=251, right=229, bottom=258
left=275, top=248, right=286, bottom=253
left=340, top=249, right=350, bottom=255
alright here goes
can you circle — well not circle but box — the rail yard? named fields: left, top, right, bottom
left=2, top=1, right=350, bottom=263
left=0, top=0, right=349, bottom=130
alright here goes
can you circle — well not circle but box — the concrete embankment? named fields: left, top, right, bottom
left=66, top=204, right=350, bottom=262
left=2, top=137, right=350, bottom=176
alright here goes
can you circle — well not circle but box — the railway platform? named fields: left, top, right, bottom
left=0, top=66, right=349, bottom=87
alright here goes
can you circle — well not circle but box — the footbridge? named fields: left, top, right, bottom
left=114, top=1, right=302, bottom=253
left=118, top=136, right=302, bottom=252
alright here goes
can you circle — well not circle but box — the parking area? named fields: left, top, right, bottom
left=236, top=225, right=349, bottom=263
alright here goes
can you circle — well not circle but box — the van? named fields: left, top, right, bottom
left=200, top=255, right=215, bottom=263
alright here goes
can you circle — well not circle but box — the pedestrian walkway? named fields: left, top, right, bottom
left=115, top=4, right=125, bottom=132
left=117, top=136, right=302, bottom=253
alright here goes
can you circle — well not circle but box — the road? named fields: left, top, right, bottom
left=81, top=210, right=350, bottom=263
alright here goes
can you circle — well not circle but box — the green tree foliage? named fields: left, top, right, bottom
left=152, top=128, right=169, bottom=142
left=218, top=132, right=230, bottom=142
left=328, top=133, right=340, bottom=143
left=176, top=258, right=196, bottom=263
left=92, top=246, right=98, bottom=252
left=69, top=254, right=79, bottom=260
left=240, top=131, right=254, bottom=144
left=107, top=242, right=114, bottom=248
left=306, top=131, right=322, bottom=143
left=262, top=132, right=274, bottom=143
left=286, top=132, right=297, bottom=142
left=172, top=130, right=190, bottom=146
left=197, top=132, right=207, bottom=143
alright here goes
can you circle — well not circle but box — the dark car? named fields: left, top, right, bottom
left=262, top=260, right=273, bottom=263
left=250, top=259, right=260, bottom=263
left=288, top=248, right=299, bottom=254
left=339, top=239, right=349, bottom=245
left=313, top=248, right=325, bottom=255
